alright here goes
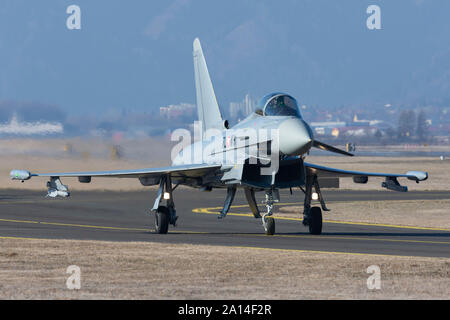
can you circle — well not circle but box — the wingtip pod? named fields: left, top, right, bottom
left=406, top=171, right=428, bottom=182
left=10, top=169, right=31, bottom=181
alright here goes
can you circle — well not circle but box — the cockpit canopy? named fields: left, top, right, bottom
left=255, top=93, right=302, bottom=118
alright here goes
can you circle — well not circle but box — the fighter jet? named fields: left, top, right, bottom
left=10, top=38, right=428, bottom=235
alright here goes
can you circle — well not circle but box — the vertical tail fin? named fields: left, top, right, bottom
left=193, top=38, right=224, bottom=133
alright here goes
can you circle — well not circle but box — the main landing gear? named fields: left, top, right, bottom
left=155, top=206, right=170, bottom=234
left=152, top=175, right=178, bottom=234
left=216, top=179, right=327, bottom=236
left=301, top=174, right=329, bottom=235
left=151, top=174, right=328, bottom=236
left=307, top=207, right=322, bottom=235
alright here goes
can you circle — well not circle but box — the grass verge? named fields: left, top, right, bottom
left=0, top=238, right=449, bottom=299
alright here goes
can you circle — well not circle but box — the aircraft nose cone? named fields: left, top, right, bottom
left=278, top=118, right=313, bottom=156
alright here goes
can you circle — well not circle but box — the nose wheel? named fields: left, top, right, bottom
left=263, top=216, right=275, bottom=235
left=261, top=190, right=278, bottom=235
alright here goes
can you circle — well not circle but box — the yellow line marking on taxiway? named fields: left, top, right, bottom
left=2, top=217, right=448, bottom=245
left=0, top=218, right=151, bottom=232
left=3, top=216, right=446, bottom=245
left=0, top=218, right=209, bottom=234
left=192, top=203, right=450, bottom=232
left=0, top=200, right=42, bottom=205
left=234, top=233, right=450, bottom=245
left=4, top=198, right=449, bottom=231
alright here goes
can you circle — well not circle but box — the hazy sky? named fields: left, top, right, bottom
left=1, top=0, right=449, bottom=115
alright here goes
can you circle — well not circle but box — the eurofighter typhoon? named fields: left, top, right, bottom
left=11, top=39, right=428, bottom=235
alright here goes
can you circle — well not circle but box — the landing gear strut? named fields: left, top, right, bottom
left=152, top=175, right=178, bottom=234
left=301, top=174, right=328, bottom=235
left=218, top=186, right=236, bottom=219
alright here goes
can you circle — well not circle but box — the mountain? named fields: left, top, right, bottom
left=0, top=0, right=449, bottom=115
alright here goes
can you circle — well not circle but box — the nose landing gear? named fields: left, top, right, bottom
left=261, top=189, right=279, bottom=235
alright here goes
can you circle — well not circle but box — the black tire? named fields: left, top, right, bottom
left=155, top=206, right=169, bottom=234
left=265, top=217, right=275, bottom=236
left=308, top=207, right=322, bottom=235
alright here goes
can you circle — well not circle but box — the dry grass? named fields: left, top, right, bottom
left=0, top=138, right=449, bottom=191
left=0, top=137, right=173, bottom=191
left=1, top=155, right=449, bottom=191
left=1, top=155, right=150, bottom=191
left=0, top=238, right=449, bottom=299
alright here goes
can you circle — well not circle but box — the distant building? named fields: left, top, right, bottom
left=310, top=121, right=346, bottom=136
left=349, top=114, right=384, bottom=126
left=244, top=94, right=255, bottom=115
left=0, top=114, right=63, bottom=135
left=310, top=114, right=387, bottom=138
left=229, top=102, right=242, bottom=119
left=337, top=126, right=378, bottom=137
left=159, top=103, right=195, bottom=119
left=229, top=93, right=256, bottom=120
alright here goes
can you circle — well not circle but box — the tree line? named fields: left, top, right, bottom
left=396, top=110, right=429, bottom=142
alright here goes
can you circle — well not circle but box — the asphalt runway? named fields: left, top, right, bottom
left=1, top=188, right=450, bottom=258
